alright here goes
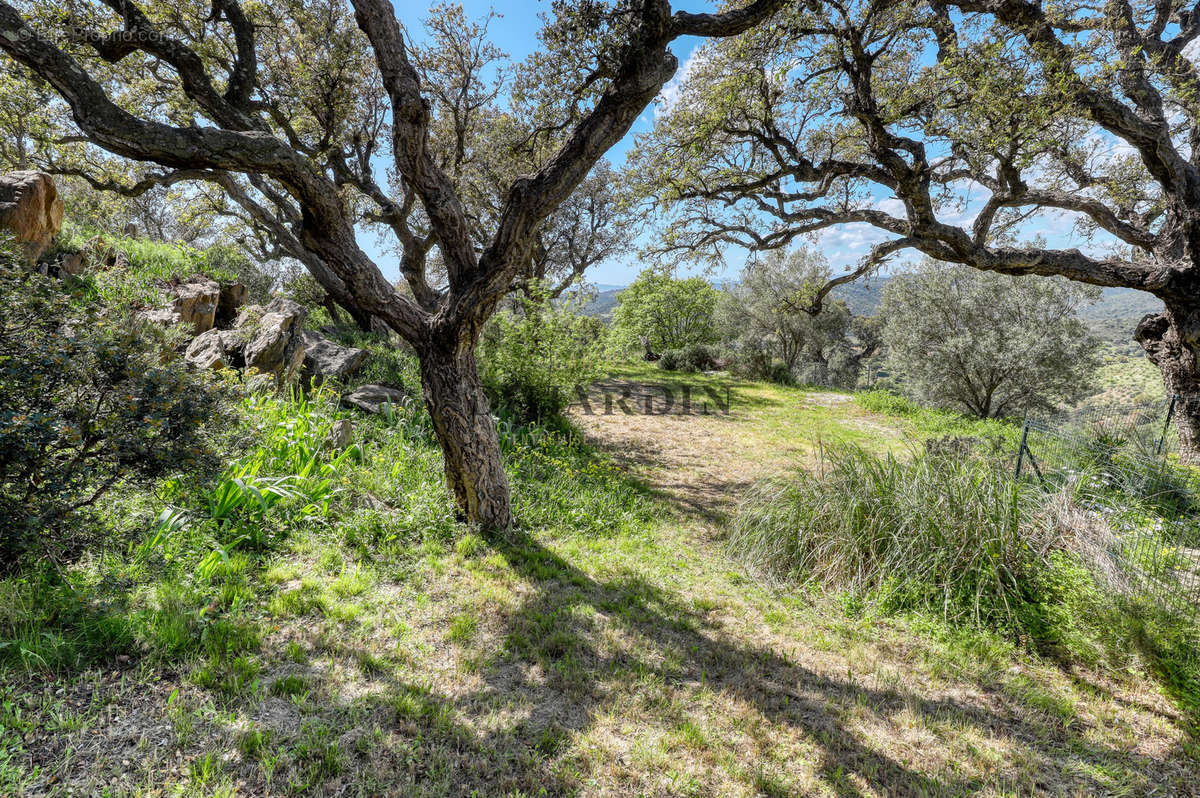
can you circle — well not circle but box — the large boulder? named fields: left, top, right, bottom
left=342, top=384, right=409, bottom=414
left=238, top=297, right=307, bottom=383
left=0, top=171, right=63, bottom=262
left=301, top=331, right=367, bottom=383
left=184, top=329, right=244, bottom=370
left=170, top=277, right=222, bottom=334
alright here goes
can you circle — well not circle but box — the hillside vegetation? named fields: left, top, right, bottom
left=2, top=240, right=1198, bottom=797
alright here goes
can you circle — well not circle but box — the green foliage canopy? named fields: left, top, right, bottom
left=610, top=269, right=719, bottom=356
left=879, top=261, right=1102, bottom=418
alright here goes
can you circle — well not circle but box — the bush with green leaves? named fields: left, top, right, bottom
left=0, top=245, right=225, bottom=571
left=478, top=291, right=603, bottom=423
left=657, top=343, right=717, bottom=373
left=879, top=260, right=1101, bottom=418
left=609, top=268, right=719, bottom=356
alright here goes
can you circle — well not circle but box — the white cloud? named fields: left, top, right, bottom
left=655, top=45, right=708, bottom=119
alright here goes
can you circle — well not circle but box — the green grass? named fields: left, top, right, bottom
left=2, top=345, right=1198, bottom=795
left=54, top=224, right=247, bottom=308
left=854, top=389, right=1020, bottom=444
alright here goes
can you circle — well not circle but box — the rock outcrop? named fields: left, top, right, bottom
left=342, top=384, right=408, bottom=414
left=184, top=329, right=244, bottom=370
left=239, top=297, right=307, bottom=383
left=139, top=277, right=248, bottom=335
left=184, top=298, right=310, bottom=385
left=0, top=171, right=63, bottom=262
left=301, top=331, right=367, bottom=383
left=170, top=277, right=222, bottom=334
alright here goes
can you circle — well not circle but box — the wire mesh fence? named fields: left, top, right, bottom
left=1015, top=395, right=1200, bottom=624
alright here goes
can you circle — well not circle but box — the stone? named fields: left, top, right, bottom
left=184, top=329, right=243, bottom=370
left=59, top=251, right=86, bottom=276
left=216, top=282, right=249, bottom=328
left=243, top=373, right=275, bottom=394
left=241, top=297, right=307, bottom=382
left=138, top=308, right=182, bottom=327
left=326, top=419, right=354, bottom=449
left=341, top=384, right=408, bottom=415
left=170, top=277, right=221, bottom=334
left=184, top=329, right=228, bottom=370
left=0, top=171, right=63, bottom=262
left=301, top=331, right=367, bottom=383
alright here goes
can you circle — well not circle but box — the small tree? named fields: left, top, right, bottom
left=879, top=261, right=1101, bottom=418
left=610, top=268, right=719, bottom=357
left=478, top=287, right=602, bottom=424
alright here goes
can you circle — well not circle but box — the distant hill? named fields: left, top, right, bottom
left=578, top=276, right=1163, bottom=352
left=1081, top=287, right=1162, bottom=320
left=831, top=278, right=891, bottom=315
left=580, top=287, right=623, bottom=319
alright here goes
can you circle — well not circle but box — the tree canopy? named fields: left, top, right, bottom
left=718, top=246, right=877, bottom=386
left=611, top=268, right=719, bottom=355
left=0, top=0, right=785, bottom=526
left=632, top=0, right=1200, bottom=457
left=880, top=261, right=1101, bottom=418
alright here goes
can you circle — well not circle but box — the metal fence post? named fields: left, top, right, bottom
left=1015, top=420, right=1030, bottom=479
left=1157, top=394, right=1178, bottom=455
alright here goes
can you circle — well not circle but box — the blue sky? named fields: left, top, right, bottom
left=382, top=1, right=1110, bottom=289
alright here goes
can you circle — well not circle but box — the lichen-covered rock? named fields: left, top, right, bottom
left=301, top=331, right=367, bottom=383
left=184, top=329, right=244, bottom=370
left=341, top=384, right=409, bottom=414
left=170, top=277, right=221, bottom=334
left=58, top=251, right=86, bottom=276
left=239, top=297, right=307, bottom=383
left=0, top=171, right=63, bottom=262
left=326, top=419, right=355, bottom=449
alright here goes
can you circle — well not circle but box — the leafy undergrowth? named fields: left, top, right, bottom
left=52, top=224, right=271, bottom=309
left=1, top=364, right=1198, bottom=796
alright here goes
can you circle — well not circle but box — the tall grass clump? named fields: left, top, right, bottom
left=729, top=444, right=1047, bottom=628
left=730, top=442, right=1200, bottom=715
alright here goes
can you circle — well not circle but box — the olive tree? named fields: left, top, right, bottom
left=718, top=246, right=877, bottom=385
left=632, top=0, right=1200, bottom=460
left=0, top=0, right=784, bottom=527
left=880, top=261, right=1101, bottom=418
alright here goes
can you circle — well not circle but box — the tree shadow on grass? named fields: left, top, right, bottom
left=398, top=529, right=1194, bottom=797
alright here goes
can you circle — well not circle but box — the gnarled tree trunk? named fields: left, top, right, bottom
left=417, top=340, right=512, bottom=529
left=1136, top=298, right=1200, bottom=462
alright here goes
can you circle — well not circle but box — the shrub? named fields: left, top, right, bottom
left=478, top=290, right=602, bottom=423
left=879, top=260, right=1100, bottom=418
left=0, top=243, right=225, bottom=571
left=728, top=444, right=1048, bottom=629
left=609, top=268, right=719, bottom=355
left=657, top=344, right=717, bottom=373
left=656, top=349, right=681, bottom=371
